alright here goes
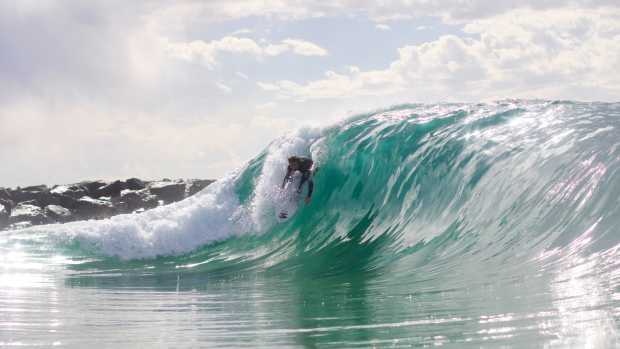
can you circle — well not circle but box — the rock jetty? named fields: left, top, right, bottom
left=0, top=178, right=214, bottom=231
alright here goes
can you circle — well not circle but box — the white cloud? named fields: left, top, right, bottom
left=166, top=36, right=327, bottom=68
left=2, top=1, right=619, bottom=187
left=251, top=114, right=293, bottom=132
left=375, top=23, right=391, bottom=31
left=258, top=8, right=620, bottom=102
left=216, top=81, right=232, bottom=93
left=147, top=0, right=618, bottom=27
left=236, top=71, right=249, bottom=80
left=256, top=82, right=282, bottom=91
left=278, top=38, right=328, bottom=56
left=229, top=28, right=253, bottom=36
left=256, top=102, right=277, bottom=109
left=258, top=68, right=403, bottom=100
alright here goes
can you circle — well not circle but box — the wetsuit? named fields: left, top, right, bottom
left=282, top=156, right=314, bottom=199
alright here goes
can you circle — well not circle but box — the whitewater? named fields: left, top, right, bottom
left=1, top=100, right=619, bottom=347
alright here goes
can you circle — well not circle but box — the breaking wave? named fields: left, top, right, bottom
left=11, top=100, right=620, bottom=274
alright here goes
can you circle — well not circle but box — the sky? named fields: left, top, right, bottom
left=1, top=1, right=619, bottom=187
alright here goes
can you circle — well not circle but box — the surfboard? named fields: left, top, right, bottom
left=275, top=166, right=319, bottom=221
left=276, top=173, right=302, bottom=221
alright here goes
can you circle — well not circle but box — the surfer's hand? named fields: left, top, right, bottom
left=305, top=197, right=311, bottom=205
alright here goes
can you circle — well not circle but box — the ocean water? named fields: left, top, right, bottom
left=1, top=100, right=619, bottom=348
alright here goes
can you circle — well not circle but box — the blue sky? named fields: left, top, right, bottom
left=1, top=1, right=619, bottom=186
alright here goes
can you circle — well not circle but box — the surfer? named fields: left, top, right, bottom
left=282, top=156, right=314, bottom=204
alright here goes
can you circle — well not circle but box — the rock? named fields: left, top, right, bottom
left=125, top=178, right=145, bottom=191
left=0, top=189, right=12, bottom=224
left=117, top=189, right=158, bottom=213
left=8, top=221, right=32, bottom=230
left=8, top=203, right=48, bottom=225
left=9, top=185, right=58, bottom=207
left=187, top=179, right=214, bottom=196
left=0, top=177, right=215, bottom=231
left=57, top=195, right=79, bottom=210
left=95, top=180, right=126, bottom=198
left=44, top=205, right=72, bottom=222
left=0, top=198, right=13, bottom=213
left=21, top=184, right=48, bottom=192
left=80, top=180, right=107, bottom=197
left=75, top=196, right=116, bottom=219
left=0, top=187, right=11, bottom=201
left=51, top=184, right=88, bottom=199
left=18, top=200, right=41, bottom=207
left=0, top=205, right=8, bottom=229
left=148, top=181, right=186, bottom=204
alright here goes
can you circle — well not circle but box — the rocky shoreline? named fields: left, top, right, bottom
left=0, top=178, right=214, bottom=231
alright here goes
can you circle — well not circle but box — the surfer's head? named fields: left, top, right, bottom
left=288, top=156, right=300, bottom=169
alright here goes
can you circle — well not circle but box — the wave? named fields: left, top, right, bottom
left=9, top=100, right=620, bottom=272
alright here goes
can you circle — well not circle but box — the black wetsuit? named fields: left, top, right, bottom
left=282, top=156, right=314, bottom=199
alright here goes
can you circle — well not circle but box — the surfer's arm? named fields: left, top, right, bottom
left=306, top=178, right=314, bottom=198
left=281, top=166, right=292, bottom=188
left=303, top=178, right=314, bottom=204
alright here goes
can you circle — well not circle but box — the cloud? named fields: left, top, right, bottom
left=229, top=28, right=253, bottom=36
left=166, top=36, right=327, bottom=68
left=278, top=38, right=328, bottom=56
left=148, top=0, right=618, bottom=26
left=258, top=69, right=403, bottom=100
left=216, top=82, right=232, bottom=93
left=375, top=23, right=391, bottom=31
left=258, top=8, right=620, bottom=101
left=0, top=2, right=165, bottom=105
left=256, top=82, right=281, bottom=91
left=2, top=1, right=619, bottom=187
left=256, top=102, right=277, bottom=109
left=236, top=71, right=249, bottom=80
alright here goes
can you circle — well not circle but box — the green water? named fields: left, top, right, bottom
left=1, top=100, right=619, bottom=347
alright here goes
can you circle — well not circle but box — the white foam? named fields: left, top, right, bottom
left=21, top=172, right=242, bottom=259
left=15, top=127, right=324, bottom=260
left=249, top=127, right=323, bottom=231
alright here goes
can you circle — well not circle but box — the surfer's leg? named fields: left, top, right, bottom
left=297, top=171, right=309, bottom=193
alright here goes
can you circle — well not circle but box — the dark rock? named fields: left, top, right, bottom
left=44, top=205, right=73, bottom=223
left=125, top=178, right=145, bottom=191
left=75, top=196, right=116, bottom=219
left=0, top=177, right=215, bottom=231
left=95, top=180, right=126, bottom=198
left=57, top=195, right=79, bottom=209
left=117, top=189, right=159, bottom=213
left=21, top=184, right=48, bottom=192
left=187, top=179, right=215, bottom=196
left=0, top=187, right=11, bottom=201
left=9, top=203, right=48, bottom=225
left=0, top=205, right=8, bottom=229
left=0, top=191, right=12, bottom=228
left=51, top=184, right=88, bottom=199
left=80, top=180, right=107, bottom=197
left=148, top=181, right=186, bottom=204
left=9, top=185, right=61, bottom=207
left=19, top=200, right=42, bottom=207
left=0, top=198, right=13, bottom=213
